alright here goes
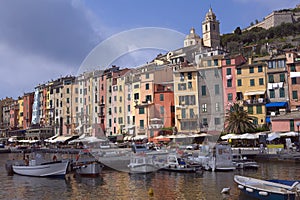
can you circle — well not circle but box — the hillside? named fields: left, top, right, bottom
left=221, top=21, right=300, bottom=56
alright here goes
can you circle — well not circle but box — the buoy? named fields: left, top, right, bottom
left=259, top=191, right=268, bottom=196
left=238, top=185, right=244, bottom=189
left=148, top=188, right=154, bottom=196
left=221, top=187, right=231, bottom=194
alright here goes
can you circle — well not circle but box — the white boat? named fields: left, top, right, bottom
left=189, top=144, right=236, bottom=171
left=159, top=154, right=202, bottom=173
left=12, top=160, right=70, bottom=178
left=234, top=175, right=300, bottom=200
left=128, top=154, right=158, bottom=174
left=74, top=161, right=103, bottom=177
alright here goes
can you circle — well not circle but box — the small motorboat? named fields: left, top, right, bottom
left=232, top=154, right=259, bottom=169
left=234, top=175, right=300, bottom=200
left=158, top=154, right=202, bottom=173
left=128, top=154, right=158, bottom=174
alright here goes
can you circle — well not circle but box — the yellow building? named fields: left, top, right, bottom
left=173, top=66, right=199, bottom=134
left=18, top=97, right=24, bottom=129
left=236, top=58, right=267, bottom=125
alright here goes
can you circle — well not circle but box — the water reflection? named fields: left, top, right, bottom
left=1, top=153, right=300, bottom=200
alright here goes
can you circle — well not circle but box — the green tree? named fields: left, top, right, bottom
left=225, top=103, right=256, bottom=134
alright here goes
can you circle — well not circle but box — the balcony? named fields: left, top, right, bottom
left=148, top=124, right=164, bottom=129
left=243, top=98, right=267, bottom=105
left=98, top=112, right=105, bottom=118
left=98, top=100, right=105, bottom=106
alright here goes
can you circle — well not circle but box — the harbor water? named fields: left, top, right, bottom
left=1, top=153, right=300, bottom=200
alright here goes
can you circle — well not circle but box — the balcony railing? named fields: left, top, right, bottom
left=243, top=98, right=267, bottom=105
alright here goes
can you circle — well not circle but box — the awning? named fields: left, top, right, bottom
left=290, top=72, right=300, bottom=78
left=50, top=135, right=76, bottom=143
left=133, top=135, right=147, bottom=140
left=44, top=134, right=59, bottom=142
left=244, top=90, right=265, bottom=96
left=267, top=132, right=280, bottom=141
left=266, top=102, right=288, bottom=108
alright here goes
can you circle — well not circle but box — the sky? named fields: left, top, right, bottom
left=0, top=0, right=299, bottom=99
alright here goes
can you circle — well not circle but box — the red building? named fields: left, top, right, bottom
left=23, top=92, right=34, bottom=129
left=150, top=83, right=174, bottom=143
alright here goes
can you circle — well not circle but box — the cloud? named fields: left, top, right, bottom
left=0, top=0, right=102, bottom=98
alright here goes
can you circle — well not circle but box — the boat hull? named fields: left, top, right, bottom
left=234, top=175, right=299, bottom=200
left=13, top=160, right=69, bottom=178
left=76, top=162, right=103, bottom=177
left=128, top=163, right=158, bottom=174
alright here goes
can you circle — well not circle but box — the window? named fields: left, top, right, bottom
left=207, top=60, right=212, bottom=66
left=187, top=72, right=192, bottom=80
left=249, top=67, right=254, bottom=73
left=292, top=78, right=297, bottom=85
left=250, top=79, right=255, bottom=86
left=146, top=95, right=152, bottom=102
left=290, top=64, right=296, bottom=72
left=160, top=106, right=164, bottom=114
left=270, top=90, right=275, bottom=98
left=237, top=68, right=241, bottom=75
left=248, top=106, right=253, bottom=114
left=226, top=59, right=231, bottom=65
left=292, top=91, right=298, bottom=100
left=178, top=83, right=187, bottom=90
left=268, top=75, right=274, bottom=83
left=259, top=78, right=264, bottom=85
left=215, top=102, right=220, bottom=112
left=140, top=120, right=144, bottom=129
left=181, top=109, right=186, bottom=119
left=202, top=85, right=206, bottom=96
left=145, top=83, right=149, bottom=90
left=214, top=118, right=221, bottom=125
left=66, top=88, right=70, bottom=94
left=180, top=73, right=184, bottom=81
left=258, top=66, right=263, bottom=72
left=202, top=104, right=207, bottom=112
left=280, top=74, right=285, bottom=82
left=237, top=79, right=242, bottom=86
left=188, top=82, right=192, bottom=89
left=127, top=105, right=130, bottom=112
left=228, top=93, right=233, bottom=101
left=160, top=94, right=164, bottom=101
left=215, top=84, right=220, bottom=95
left=134, top=84, right=139, bottom=89
left=290, top=120, right=295, bottom=131
left=226, top=68, right=231, bottom=75
left=139, top=107, right=145, bottom=114
left=134, top=93, right=139, bottom=100
left=256, top=105, right=262, bottom=114
left=189, top=109, right=194, bottom=118
left=145, top=73, right=150, bottom=79
left=202, top=118, right=208, bottom=126
left=214, top=59, right=218, bottom=66
left=227, top=79, right=232, bottom=87
left=279, top=88, right=285, bottom=98
left=119, top=96, right=122, bottom=102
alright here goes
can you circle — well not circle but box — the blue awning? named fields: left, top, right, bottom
left=266, top=102, right=287, bottom=108
left=266, top=117, right=271, bottom=123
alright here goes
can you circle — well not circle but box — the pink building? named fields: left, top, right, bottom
left=221, top=55, right=247, bottom=112
left=271, top=112, right=300, bottom=133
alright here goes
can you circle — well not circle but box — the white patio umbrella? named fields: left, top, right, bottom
left=221, top=133, right=237, bottom=140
